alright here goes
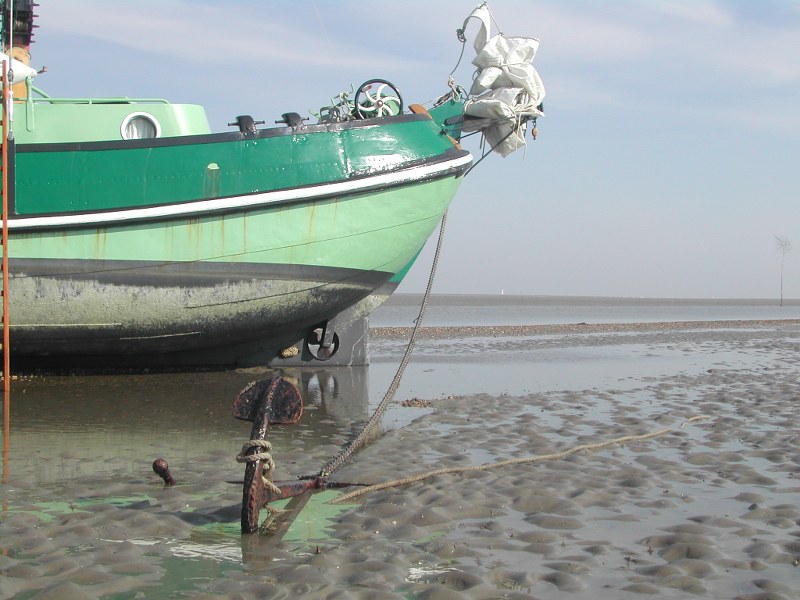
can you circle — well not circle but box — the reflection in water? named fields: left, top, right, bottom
left=2, top=323, right=796, bottom=598
left=1, top=367, right=369, bottom=495
left=2, top=391, right=8, bottom=485
left=0, top=367, right=372, bottom=594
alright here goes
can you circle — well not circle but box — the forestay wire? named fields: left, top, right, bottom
left=311, top=0, right=347, bottom=90
left=449, top=1, right=502, bottom=78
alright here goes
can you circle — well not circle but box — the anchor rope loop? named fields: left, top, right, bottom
left=236, top=439, right=274, bottom=464
left=237, top=439, right=282, bottom=496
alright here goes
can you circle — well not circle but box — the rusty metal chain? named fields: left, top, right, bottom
left=318, top=210, right=450, bottom=478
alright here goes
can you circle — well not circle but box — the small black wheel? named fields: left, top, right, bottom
left=354, top=79, right=403, bottom=119
left=305, top=328, right=340, bottom=361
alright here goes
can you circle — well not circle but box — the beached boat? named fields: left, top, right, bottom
left=0, top=1, right=544, bottom=368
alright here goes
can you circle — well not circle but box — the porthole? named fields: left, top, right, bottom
left=121, top=112, right=161, bottom=140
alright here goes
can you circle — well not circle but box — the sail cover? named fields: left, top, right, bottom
left=0, top=52, right=37, bottom=84
left=461, top=4, right=546, bottom=157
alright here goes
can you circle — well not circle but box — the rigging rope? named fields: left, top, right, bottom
left=451, top=1, right=502, bottom=77
left=462, top=126, right=518, bottom=178
left=311, top=0, right=347, bottom=90
left=329, top=415, right=711, bottom=504
left=317, top=210, right=451, bottom=478
left=236, top=439, right=282, bottom=496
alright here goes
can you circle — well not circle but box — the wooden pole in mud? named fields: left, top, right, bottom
left=1, top=59, right=9, bottom=392
left=1, top=59, right=11, bottom=486
left=2, top=391, right=8, bottom=484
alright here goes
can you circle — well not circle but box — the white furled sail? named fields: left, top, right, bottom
left=0, top=51, right=37, bottom=84
left=461, top=3, right=545, bottom=157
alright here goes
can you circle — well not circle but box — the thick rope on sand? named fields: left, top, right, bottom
left=330, top=415, right=710, bottom=504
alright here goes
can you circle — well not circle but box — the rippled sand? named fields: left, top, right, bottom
left=1, top=321, right=799, bottom=598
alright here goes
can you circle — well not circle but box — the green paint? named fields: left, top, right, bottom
left=14, top=115, right=459, bottom=215
left=16, top=96, right=212, bottom=143
left=1, top=494, right=156, bottom=523
left=390, top=249, right=426, bottom=284
left=281, top=490, right=354, bottom=543
left=10, top=176, right=461, bottom=273
left=5, top=89, right=469, bottom=359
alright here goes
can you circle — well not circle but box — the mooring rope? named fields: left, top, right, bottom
left=317, top=210, right=451, bottom=478
left=236, top=439, right=282, bottom=495
left=329, top=415, right=710, bottom=504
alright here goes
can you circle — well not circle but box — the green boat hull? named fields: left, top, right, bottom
left=6, top=109, right=470, bottom=367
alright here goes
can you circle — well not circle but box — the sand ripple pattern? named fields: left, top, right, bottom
left=1, top=321, right=799, bottom=598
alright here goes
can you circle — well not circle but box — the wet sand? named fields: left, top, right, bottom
left=1, top=321, right=799, bottom=598
left=372, top=318, right=800, bottom=339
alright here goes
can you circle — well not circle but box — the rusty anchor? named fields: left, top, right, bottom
left=233, top=375, right=332, bottom=534
left=153, top=375, right=358, bottom=534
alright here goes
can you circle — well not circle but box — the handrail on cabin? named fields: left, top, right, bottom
left=29, top=85, right=171, bottom=105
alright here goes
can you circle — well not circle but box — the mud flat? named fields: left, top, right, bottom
left=1, top=321, right=799, bottom=598
left=372, top=317, right=800, bottom=339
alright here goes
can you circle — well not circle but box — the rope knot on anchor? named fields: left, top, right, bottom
left=236, top=439, right=282, bottom=495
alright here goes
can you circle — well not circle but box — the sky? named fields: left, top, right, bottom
left=27, top=0, right=800, bottom=299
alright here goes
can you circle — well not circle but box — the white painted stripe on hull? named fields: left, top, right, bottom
left=12, top=152, right=473, bottom=230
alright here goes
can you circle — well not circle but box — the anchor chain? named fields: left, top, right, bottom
left=318, top=210, right=450, bottom=478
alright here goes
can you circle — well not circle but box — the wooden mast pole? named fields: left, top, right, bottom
left=2, top=1, right=14, bottom=490
left=2, top=0, right=14, bottom=393
left=1, top=56, right=9, bottom=484
left=2, top=57, right=9, bottom=393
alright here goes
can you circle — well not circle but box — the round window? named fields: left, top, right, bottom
left=121, top=112, right=161, bottom=140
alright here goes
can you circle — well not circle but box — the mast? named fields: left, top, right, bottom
left=1, top=55, right=8, bottom=391
left=0, top=1, right=12, bottom=390
left=3, top=0, right=36, bottom=100
left=0, top=1, right=31, bottom=388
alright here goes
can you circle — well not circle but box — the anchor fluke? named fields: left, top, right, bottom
left=232, top=377, right=303, bottom=424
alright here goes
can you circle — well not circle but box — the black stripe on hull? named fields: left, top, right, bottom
left=9, top=258, right=390, bottom=367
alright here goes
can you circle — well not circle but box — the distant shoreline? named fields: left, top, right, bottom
left=370, top=319, right=800, bottom=339
left=383, top=293, right=800, bottom=306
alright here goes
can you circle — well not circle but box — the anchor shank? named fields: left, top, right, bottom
left=241, top=379, right=278, bottom=533
left=237, top=376, right=306, bottom=533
